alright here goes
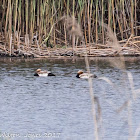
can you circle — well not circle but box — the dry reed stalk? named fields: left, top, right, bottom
left=95, top=0, right=98, bottom=43
left=66, top=15, right=99, bottom=140
left=123, top=35, right=133, bottom=48
left=108, top=0, right=111, bottom=28
left=25, top=34, right=29, bottom=52
left=40, top=15, right=65, bottom=48
left=5, top=0, right=9, bottom=34
left=130, top=0, right=134, bottom=35
left=14, top=0, right=18, bottom=47
left=134, top=0, right=137, bottom=36
left=25, top=0, right=28, bottom=35
left=84, top=52, right=99, bottom=140
left=35, top=33, right=41, bottom=55
left=0, top=0, right=139, bottom=55
left=112, top=0, right=116, bottom=33
left=101, top=23, right=140, bottom=140
left=9, top=33, right=12, bottom=56
left=87, top=0, right=90, bottom=44
left=101, top=0, right=104, bottom=44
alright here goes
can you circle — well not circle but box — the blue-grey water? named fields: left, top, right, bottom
left=0, top=57, right=140, bottom=140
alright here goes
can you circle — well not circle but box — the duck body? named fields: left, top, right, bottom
left=76, top=70, right=97, bottom=79
left=34, top=69, right=55, bottom=77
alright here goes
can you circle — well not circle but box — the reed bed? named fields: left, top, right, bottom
left=0, top=0, right=140, bottom=57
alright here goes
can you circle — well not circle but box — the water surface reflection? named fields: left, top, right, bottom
left=0, top=57, right=140, bottom=140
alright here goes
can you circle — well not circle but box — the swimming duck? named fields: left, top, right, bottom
left=76, top=70, right=97, bottom=79
left=34, top=69, right=55, bottom=77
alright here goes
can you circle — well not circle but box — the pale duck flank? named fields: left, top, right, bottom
left=34, top=69, right=55, bottom=77
left=76, top=70, right=97, bottom=79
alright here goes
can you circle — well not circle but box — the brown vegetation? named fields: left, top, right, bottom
left=0, top=0, right=140, bottom=57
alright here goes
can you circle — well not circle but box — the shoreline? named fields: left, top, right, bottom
left=1, top=34, right=140, bottom=58
left=0, top=55, right=140, bottom=66
left=0, top=45, right=140, bottom=58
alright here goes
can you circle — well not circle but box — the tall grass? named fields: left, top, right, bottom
left=0, top=0, right=139, bottom=50
left=65, top=15, right=99, bottom=140
left=65, top=13, right=140, bottom=139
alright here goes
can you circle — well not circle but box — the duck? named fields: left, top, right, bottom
left=76, top=70, right=97, bottom=79
left=34, top=69, right=55, bottom=77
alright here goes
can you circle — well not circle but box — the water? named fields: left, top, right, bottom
left=0, top=57, right=140, bottom=140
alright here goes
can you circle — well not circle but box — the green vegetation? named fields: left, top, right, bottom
left=0, top=0, right=139, bottom=54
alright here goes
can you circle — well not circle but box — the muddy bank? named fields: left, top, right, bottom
left=0, top=45, right=140, bottom=58
left=0, top=35, right=140, bottom=58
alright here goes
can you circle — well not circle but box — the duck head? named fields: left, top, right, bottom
left=34, top=68, right=41, bottom=76
left=36, top=69, right=41, bottom=73
left=76, top=70, right=83, bottom=78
